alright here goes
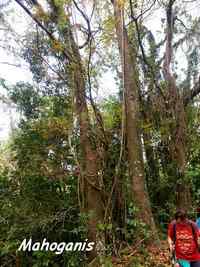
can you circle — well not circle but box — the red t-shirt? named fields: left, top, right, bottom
left=168, top=219, right=200, bottom=261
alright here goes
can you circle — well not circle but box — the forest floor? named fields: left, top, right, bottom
left=111, top=240, right=171, bottom=267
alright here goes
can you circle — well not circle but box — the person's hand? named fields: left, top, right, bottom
left=169, top=243, right=175, bottom=252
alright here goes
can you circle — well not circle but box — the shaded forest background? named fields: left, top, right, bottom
left=0, top=0, right=200, bottom=266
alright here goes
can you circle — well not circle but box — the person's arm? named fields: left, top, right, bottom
left=168, top=236, right=175, bottom=252
left=190, top=220, right=200, bottom=250
left=168, top=222, right=175, bottom=252
left=191, top=221, right=199, bottom=237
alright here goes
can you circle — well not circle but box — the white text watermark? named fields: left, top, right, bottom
left=18, top=238, right=95, bottom=254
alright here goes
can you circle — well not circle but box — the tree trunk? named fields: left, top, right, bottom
left=71, top=39, right=105, bottom=262
left=16, top=1, right=105, bottom=261
left=162, top=0, right=192, bottom=210
left=112, top=0, right=158, bottom=241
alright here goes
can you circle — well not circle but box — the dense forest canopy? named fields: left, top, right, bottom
left=0, top=0, right=200, bottom=266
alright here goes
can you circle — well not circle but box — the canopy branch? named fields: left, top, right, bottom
left=14, top=0, right=73, bottom=62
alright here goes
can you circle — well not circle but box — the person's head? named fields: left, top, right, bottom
left=175, top=209, right=187, bottom=222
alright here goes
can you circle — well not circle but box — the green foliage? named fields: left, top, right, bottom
left=125, top=203, right=151, bottom=244
left=2, top=1, right=200, bottom=266
left=0, top=83, right=84, bottom=266
left=101, top=15, right=116, bottom=45
left=0, top=150, right=86, bottom=265
left=8, top=82, right=42, bottom=119
left=101, top=96, right=121, bottom=130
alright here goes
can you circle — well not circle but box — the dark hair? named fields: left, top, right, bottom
left=175, top=209, right=187, bottom=221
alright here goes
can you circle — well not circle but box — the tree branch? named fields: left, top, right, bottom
left=175, top=17, right=190, bottom=31
left=136, top=0, right=157, bottom=20
left=129, top=0, right=166, bottom=101
left=162, top=0, right=176, bottom=81
left=14, top=0, right=73, bottom=62
left=184, top=76, right=200, bottom=106
left=72, top=0, right=92, bottom=49
left=0, top=61, right=22, bottom=67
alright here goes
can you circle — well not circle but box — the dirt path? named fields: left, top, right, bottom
left=111, top=241, right=172, bottom=267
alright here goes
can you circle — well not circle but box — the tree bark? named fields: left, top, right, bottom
left=62, top=22, right=105, bottom=263
left=112, top=0, right=158, bottom=241
left=162, top=0, right=192, bottom=210
left=72, top=50, right=105, bottom=261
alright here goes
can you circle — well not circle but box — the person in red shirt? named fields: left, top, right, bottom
left=168, top=209, right=200, bottom=267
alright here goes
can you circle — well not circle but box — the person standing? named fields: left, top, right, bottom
left=168, top=209, right=200, bottom=267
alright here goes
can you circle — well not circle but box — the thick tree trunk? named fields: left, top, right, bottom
left=71, top=43, right=105, bottom=261
left=46, top=2, right=105, bottom=259
left=176, top=181, right=192, bottom=210
left=171, top=97, right=191, bottom=210
left=112, top=0, right=158, bottom=241
left=162, top=0, right=192, bottom=210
